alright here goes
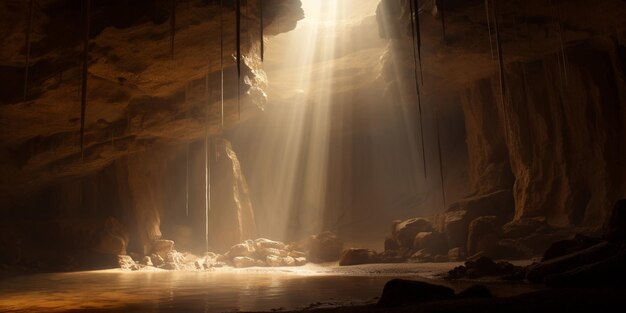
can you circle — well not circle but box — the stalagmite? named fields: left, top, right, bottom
left=170, top=0, right=176, bottom=59
left=259, top=0, right=264, bottom=61
left=236, top=0, right=242, bottom=120
left=485, top=0, right=495, bottom=59
left=409, top=0, right=427, bottom=177
left=80, top=0, right=91, bottom=159
left=23, top=0, right=35, bottom=101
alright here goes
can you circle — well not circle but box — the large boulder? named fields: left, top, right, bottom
left=339, top=248, right=379, bottom=266
left=117, top=255, right=138, bottom=271
left=377, top=279, right=455, bottom=307
left=467, top=216, right=500, bottom=257
left=526, top=241, right=618, bottom=283
left=413, top=232, right=447, bottom=255
left=151, top=240, right=174, bottom=259
left=394, top=218, right=434, bottom=248
left=233, top=256, right=257, bottom=268
left=307, top=231, right=343, bottom=263
left=255, top=238, right=286, bottom=250
left=542, top=235, right=604, bottom=261
left=502, top=217, right=551, bottom=238
left=441, top=210, right=468, bottom=249
left=227, top=241, right=256, bottom=258
left=447, top=190, right=515, bottom=225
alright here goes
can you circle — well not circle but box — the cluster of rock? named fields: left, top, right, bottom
left=446, top=199, right=626, bottom=288
left=383, top=190, right=575, bottom=263
left=117, top=231, right=344, bottom=271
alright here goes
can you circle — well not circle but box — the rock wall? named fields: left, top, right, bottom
left=462, top=39, right=626, bottom=228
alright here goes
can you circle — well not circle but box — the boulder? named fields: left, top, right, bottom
left=117, top=255, right=138, bottom=271
left=542, top=235, right=603, bottom=261
left=447, top=247, right=466, bottom=262
left=255, top=238, right=286, bottom=250
left=379, top=250, right=406, bottom=263
left=227, top=242, right=255, bottom=258
left=150, top=253, right=165, bottom=267
left=283, top=256, right=296, bottom=266
left=395, top=218, right=434, bottom=248
left=294, top=257, right=307, bottom=266
left=339, top=248, right=379, bottom=266
left=266, top=255, right=284, bottom=267
left=233, top=257, right=257, bottom=268
left=456, top=285, right=493, bottom=299
left=384, top=236, right=400, bottom=251
left=255, top=247, right=287, bottom=258
left=166, top=250, right=184, bottom=264
left=526, top=241, right=619, bottom=283
left=463, top=256, right=501, bottom=278
left=545, top=247, right=626, bottom=288
left=151, top=240, right=174, bottom=259
left=162, top=262, right=180, bottom=270
left=377, top=279, right=455, bottom=307
left=502, top=217, right=551, bottom=238
left=288, top=250, right=306, bottom=258
left=141, top=256, right=153, bottom=266
left=413, top=232, right=447, bottom=254
left=410, top=249, right=434, bottom=262
left=307, top=231, right=343, bottom=263
left=442, top=210, right=468, bottom=248
left=518, top=233, right=575, bottom=256
left=467, top=216, right=500, bottom=257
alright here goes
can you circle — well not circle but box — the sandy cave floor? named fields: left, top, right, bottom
left=0, top=261, right=542, bottom=313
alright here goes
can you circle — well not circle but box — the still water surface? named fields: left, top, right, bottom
left=0, top=263, right=540, bottom=312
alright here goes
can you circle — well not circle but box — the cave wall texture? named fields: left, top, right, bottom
left=1, top=0, right=626, bottom=268
left=376, top=0, right=626, bottom=230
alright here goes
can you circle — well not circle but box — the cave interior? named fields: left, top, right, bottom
left=1, top=0, right=626, bottom=312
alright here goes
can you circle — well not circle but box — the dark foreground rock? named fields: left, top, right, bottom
left=377, top=279, right=455, bottom=307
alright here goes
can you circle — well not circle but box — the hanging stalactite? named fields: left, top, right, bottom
left=409, top=0, right=427, bottom=177
left=170, top=0, right=176, bottom=59
left=236, top=0, right=242, bottom=120
left=435, top=111, right=447, bottom=210
left=220, top=0, right=225, bottom=128
left=412, top=0, right=424, bottom=83
left=484, top=0, right=495, bottom=59
left=205, top=73, right=212, bottom=252
left=185, top=143, right=189, bottom=217
left=440, top=0, right=446, bottom=41
left=492, top=0, right=511, bottom=142
left=23, top=0, right=35, bottom=102
left=259, top=0, right=264, bottom=61
left=80, top=0, right=91, bottom=160
left=549, top=0, right=569, bottom=85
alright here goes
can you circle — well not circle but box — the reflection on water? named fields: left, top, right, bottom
left=0, top=263, right=540, bottom=313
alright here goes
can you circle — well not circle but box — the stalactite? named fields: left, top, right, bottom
left=259, top=0, right=264, bottom=61
left=185, top=143, right=189, bottom=217
left=549, top=0, right=568, bottom=85
left=205, top=73, right=211, bottom=252
left=80, top=0, right=91, bottom=160
left=412, top=0, right=424, bottom=83
left=220, top=0, right=225, bottom=128
left=409, top=0, right=427, bottom=177
left=440, top=0, right=446, bottom=41
left=236, top=0, right=242, bottom=120
left=435, top=111, right=447, bottom=210
left=492, top=0, right=511, bottom=140
left=170, top=0, right=176, bottom=59
left=23, top=0, right=35, bottom=102
left=484, top=0, right=495, bottom=59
